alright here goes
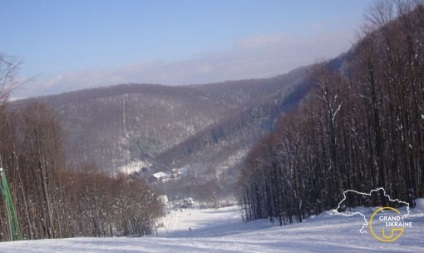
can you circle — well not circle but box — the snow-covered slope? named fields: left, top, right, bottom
left=0, top=204, right=423, bottom=253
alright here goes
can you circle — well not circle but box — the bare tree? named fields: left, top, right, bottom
left=0, top=53, right=20, bottom=103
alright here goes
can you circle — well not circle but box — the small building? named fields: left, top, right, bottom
left=183, top=197, right=194, bottom=207
left=148, top=172, right=168, bottom=183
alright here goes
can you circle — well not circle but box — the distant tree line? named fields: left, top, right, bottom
left=238, top=1, right=424, bottom=225
left=0, top=56, right=163, bottom=241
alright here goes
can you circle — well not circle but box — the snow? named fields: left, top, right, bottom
left=152, top=171, right=168, bottom=178
left=115, top=160, right=151, bottom=176
left=0, top=205, right=423, bottom=252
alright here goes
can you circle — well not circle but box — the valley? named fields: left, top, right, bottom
left=14, top=65, right=312, bottom=202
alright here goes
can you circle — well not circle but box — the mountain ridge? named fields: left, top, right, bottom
left=13, top=65, right=315, bottom=182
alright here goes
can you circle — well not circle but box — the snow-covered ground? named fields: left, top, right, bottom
left=115, top=160, right=151, bottom=176
left=0, top=203, right=423, bottom=252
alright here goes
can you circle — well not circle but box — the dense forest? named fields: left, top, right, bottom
left=0, top=58, right=163, bottom=241
left=239, top=1, right=424, bottom=225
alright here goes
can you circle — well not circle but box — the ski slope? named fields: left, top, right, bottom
left=0, top=202, right=423, bottom=253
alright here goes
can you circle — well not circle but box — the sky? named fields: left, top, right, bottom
left=0, top=0, right=373, bottom=98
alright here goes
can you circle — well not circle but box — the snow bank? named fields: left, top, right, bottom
left=0, top=205, right=423, bottom=253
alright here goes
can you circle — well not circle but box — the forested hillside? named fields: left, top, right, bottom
left=155, top=67, right=309, bottom=168
left=12, top=66, right=309, bottom=178
left=38, top=84, right=235, bottom=172
left=1, top=60, right=313, bottom=212
left=152, top=66, right=311, bottom=202
left=239, top=1, right=424, bottom=225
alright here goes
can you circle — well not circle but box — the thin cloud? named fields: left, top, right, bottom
left=14, top=29, right=355, bottom=98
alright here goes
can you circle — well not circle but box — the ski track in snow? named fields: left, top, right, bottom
left=0, top=203, right=423, bottom=253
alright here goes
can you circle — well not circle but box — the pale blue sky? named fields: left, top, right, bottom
left=0, top=0, right=372, bottom=98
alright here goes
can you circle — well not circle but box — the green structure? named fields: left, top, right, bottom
left=0, top=168, right=22, bottom=241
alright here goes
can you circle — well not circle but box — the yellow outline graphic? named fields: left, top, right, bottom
left=369, top=207, right=404, bottom=242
